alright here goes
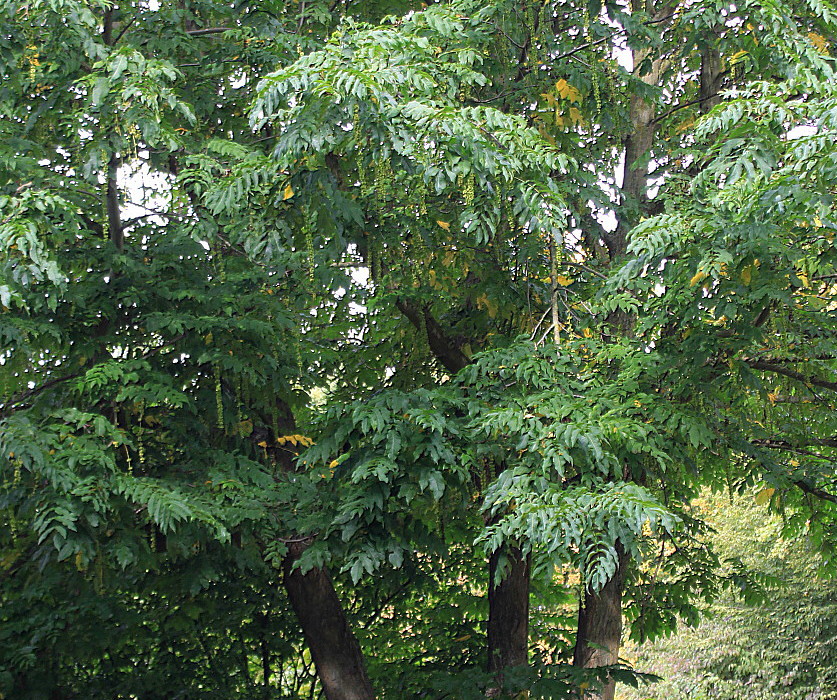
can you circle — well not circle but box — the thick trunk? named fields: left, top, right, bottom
left=487, top=546, right=530, bottom=675
left=283, top=542, right=376, bottom=700
left=270, top=400, right=375, bottom=700
left=700, top=45, right=723, bottom=114
left=573, top=542, right=630, bottom=700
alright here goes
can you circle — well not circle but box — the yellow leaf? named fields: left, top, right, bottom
left=741, top=265, right=752, bottom=285
left=282, top=183, right=294, bottom=200
left=475, top=293, right=498, bottom=318
left=690, top=270, right=708, bottom=287
left=729, top=50, right=749, bottom=65
left=555, top=79, right=580, bottom=102
left=809, top=32, right=829, bottom=55
left=754, top=487, right=775, bottom=505
left=204, top=332, right=213, bottom=345
left=555, top=275, right=573, bottom=286
left=541, top=92, right=559, bottom=107
left=436, top=220, right=450, bottom=231
left=676, top=117, right=695, bottom=133
left=565, top=84, right=581, bottom=103
left=582, top=328, right=593, bottom=338
left=329, top=459, right=340, bottom=469
left=568, top=106, right=583, bottom=124
left=257, top=440, right=268, bottom=448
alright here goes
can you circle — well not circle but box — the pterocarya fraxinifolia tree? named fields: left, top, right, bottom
left=2, top=0, right=837, bottom=698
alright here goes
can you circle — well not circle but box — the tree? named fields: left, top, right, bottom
left=622, top=492, right=837, bottom=699
left=3, top=0, right=837, bottom=698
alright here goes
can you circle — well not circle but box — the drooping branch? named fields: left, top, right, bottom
left=186, top=26, right=237, bottom=36
left=753, top=437, right=837, bottom=450
left=106, top=158, right=123, bottom=251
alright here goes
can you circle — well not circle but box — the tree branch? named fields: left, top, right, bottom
left=794, top=479, right=837, bottom=504
left=395, top=300, right=471, bottom=374
left=185, top=26, right=236, bottom=36
left=746, top=360, right=837, bottom=393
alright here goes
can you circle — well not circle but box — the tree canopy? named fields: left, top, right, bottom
left=2, top=0, right=837, bottom=698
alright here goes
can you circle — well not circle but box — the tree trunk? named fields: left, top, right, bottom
left=393, top=304, right=533, bottom=693
left=283, top=542, right=376, bottom=700
left=271, top=399, right=376, bottom=700
left=573, top=542, right=630, bottom=700
left=487, top=546, right=530, bottom=681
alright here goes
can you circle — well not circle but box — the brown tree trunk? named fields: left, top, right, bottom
left=283, top=542, right=376, bottom=700
left=487, top=546, right=530, bottom=683
left=573, top=542, right=630, bottom=700
left=270, top=400, right=376, bottom=700
left=700, top=45, right=724, bottom=114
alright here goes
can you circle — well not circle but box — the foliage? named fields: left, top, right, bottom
left=2, top=0, right=837, bottom=697
left=622, top=492, right=837, bottom=700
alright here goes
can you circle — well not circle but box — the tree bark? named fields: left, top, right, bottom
left=573, top=542, right=630, bottom=700
left=283, top=542, right=376, bottom=700
left=487, top=547, right=530, bottom=688
left=271, top=399, right=376, bottom=700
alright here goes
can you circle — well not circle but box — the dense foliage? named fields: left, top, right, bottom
left=623, top=493, right=837, bottom=700
left=2, top=0, right=837, bottom=698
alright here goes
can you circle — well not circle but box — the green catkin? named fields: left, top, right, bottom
left=235, top=377, right=243, bottom=427
left=463, top=172, right=476, bottom=206
left=137, top=402, right=146, bottom=468
left=526, top=2, right=536, bottom=67
left=96, top=545, right=104, bottom=594
left=584, top=8, right=602, bottom=113
left=352, top=103, right=360, bottom=138
left=358, top=158, right=371, bottom=197
left=214, top=364, right=224, bottom=430
left=417, top=178, right=428, bottom=216
left=10, top=459, right=21, bottom=539
left=304, top=210, right=315, bottom=284
left=374, top=159, right=394, bottom=217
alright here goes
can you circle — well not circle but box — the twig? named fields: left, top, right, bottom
left=186, top=26, right=236, bottom=36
